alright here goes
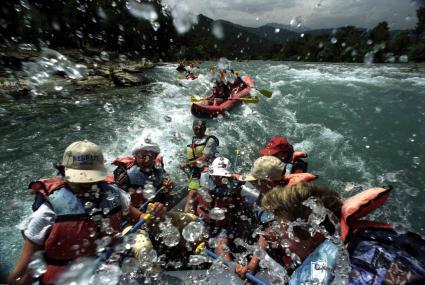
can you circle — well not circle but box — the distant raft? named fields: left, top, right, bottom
left=191, top=75, right=254, bottom=118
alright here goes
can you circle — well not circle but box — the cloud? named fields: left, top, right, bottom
left=174, top=0, right=419, bottom=29
left=305, top=0, right=419, bottom=29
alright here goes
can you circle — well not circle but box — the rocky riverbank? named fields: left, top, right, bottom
left=0, top=47, right=158, bottom=99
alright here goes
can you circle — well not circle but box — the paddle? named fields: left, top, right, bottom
left=190, top=95, right=259, bottom=104
left=195, top=242, right=270, bottom=285
left=256, top=88, right=272, bottom=98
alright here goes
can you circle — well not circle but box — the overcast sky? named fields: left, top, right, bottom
left=173, top=0, right=422, bottom=30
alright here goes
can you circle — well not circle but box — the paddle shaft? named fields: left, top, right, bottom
left=98, top=186, right=167, bottom=262
left=191, top=96, right=258, bottom=103
left=139, top=186, right=166, bottom=211
left=204, top=248, right=270, bottom=285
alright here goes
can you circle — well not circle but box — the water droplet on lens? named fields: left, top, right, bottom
left=209, top=207, right=226, bottom=220
left=100, top=51, right=110, bottom=61
left=103, top=102, right=114, bottom=114
left=28, top=251, right=47, bottom=278
left=393, top=223, right=407, bottom=235
left=412, top=156, right=420, bottom=165
left=152, top=21, right=160, bottom=31
left=399, top=55, right=408, bottom=63
left=344, top=182, right=356, bottom=192
left=212, top=22, right=224, bottom=39
left=170, top=2, right=197, bottom=34
left=290, top=16, right=302, bottom=28
left=182, top=221, right=206, bottom=242
left=126, top=0, right=158, bottom=22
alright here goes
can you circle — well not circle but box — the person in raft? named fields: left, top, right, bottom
left=241, top=156, right=317, bottom=199
left=260, top=136, right=308, bottom=173
left=228, top=70, right=247, bottom=93
left=176, top=62, right=186, bottom=72
left=112, top=143, right=174, bottom=209
left=8, top=140, right=166, bottom=285
left=237, top=183, right=425, bottom=284
left=191, top=157, right=244, bottom=260
left=211, top=79, right=230, bottom=104
left=237, top=156, right=317, bottom=242
left=179, top=120, right=219, bottom=212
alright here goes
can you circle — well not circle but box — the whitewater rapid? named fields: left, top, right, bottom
left=0, top=61, right=424, bottom=278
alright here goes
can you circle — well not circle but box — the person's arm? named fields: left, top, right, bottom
left=200, top=137, right=217, bottom=161
left=158, top=168, right=173, bottom=190
left=8, top=203, right=55, bottom=284
left=179, top=154, right=209, bottom=169
left=235, top=235, right=266, bottom=278
left=8, top=238, right=42, bottom=285
left=127, top=202, right=166, bottom=222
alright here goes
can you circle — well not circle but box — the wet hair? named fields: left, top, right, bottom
left=54, top=163, right=65, bottom=177
left=262, top=183, right=342, bottom=237
left=192, top=119, right=206, bottom=128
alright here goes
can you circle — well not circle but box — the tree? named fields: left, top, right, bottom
left=368, top=21, right=390, bottom=44
left=367, top=22, right=390, bottom=62
left=414, top=7, right=425, bottom=37
left=390, top=31, right=412, bottom=54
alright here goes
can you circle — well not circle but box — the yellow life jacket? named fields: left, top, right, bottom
left=186, top=135, right=219, bottom=161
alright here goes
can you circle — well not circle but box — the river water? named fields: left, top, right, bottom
left=0, top=61, right=424, bottom=279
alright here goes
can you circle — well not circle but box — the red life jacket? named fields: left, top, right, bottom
left=28, top=177, right=66, bottom=198
left=112, top=155, right=164, bottom=207
left=29, top=178, right=123, bottom=284
left=340, top=186, right=392, bottom=242
left=194, top=185, right=242, bottom=228
left=285, top=173, right=318, bottom=186
left=112, top=155, right=164, bottom=170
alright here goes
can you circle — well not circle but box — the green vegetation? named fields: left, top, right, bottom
left=0, top=1, right=424, bottom=63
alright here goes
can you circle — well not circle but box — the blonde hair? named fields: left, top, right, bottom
left=262, top=183, right=342, bottom=222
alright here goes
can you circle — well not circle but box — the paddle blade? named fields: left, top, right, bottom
left=239, top=96, right=259, bottom=103
left=191, top=96, right=204, bottom=103
left=258, top=89, right=272, bottom=98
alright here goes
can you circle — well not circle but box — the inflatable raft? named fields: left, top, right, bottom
left=191, top=75, right=254, bottom=118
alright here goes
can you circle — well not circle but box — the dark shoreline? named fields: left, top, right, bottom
left=1, top=47, right=424, bottom=100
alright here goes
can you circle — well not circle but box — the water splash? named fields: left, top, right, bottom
left=159, top=218, right=181, bottom=247
left=209, top=207, right=227, bottom=220
left=91, top=263, right=122, bottom=284
left=28, top=251, right=47, bottom=278
left=188, top=254, right=211, bottom=266
left=22, top=48, right=87, bottom=96
left=182, top=221, right=208, bottom=242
